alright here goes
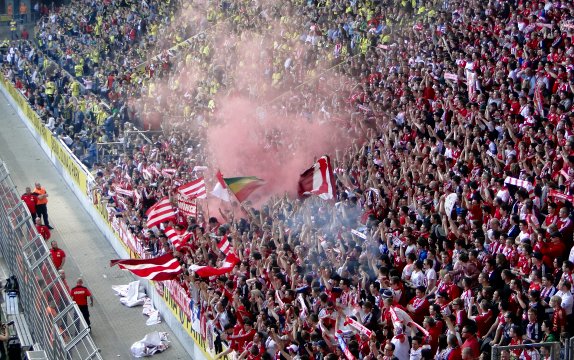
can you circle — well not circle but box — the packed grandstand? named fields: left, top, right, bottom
left=4, top=0, right=574, bottom=358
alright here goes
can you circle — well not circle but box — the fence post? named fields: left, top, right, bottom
left=491, top=345, right=499, bottom=360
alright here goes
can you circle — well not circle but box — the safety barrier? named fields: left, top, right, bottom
left=0, top=158, right=102, bottom=360
left=0, top=69, right=217, bottom=358
left=491, top=342, right=561, bottom=360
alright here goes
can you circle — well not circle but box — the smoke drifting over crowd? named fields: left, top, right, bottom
left=141, top=8, right=358, bottom=201
left=206, top=95, right=350, bottom=199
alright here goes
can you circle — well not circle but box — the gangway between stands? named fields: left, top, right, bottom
left=0, top=157, right=103, bottom=360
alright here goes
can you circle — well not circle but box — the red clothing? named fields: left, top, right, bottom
left=426, top=325, right=442, bottom=354
left=447, top=347, right=462, bottom=360
left=408, top=296, right=430, bottom=324
left=229, top=328, right=255, bottom=351
left=21, top=193, right=37, bottom=214
left=553, top=307, right=566, bottom=333
left=475, top=310, right=494, bottom=337
left=50, top=248, right=65, bottom=269
left=36, top=225, right=51, bottom=240
left=70, top=285, right=92, bottom=306
left=461, top=336, right=480, bottom=358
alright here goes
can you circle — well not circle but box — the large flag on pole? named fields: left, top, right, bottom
left=110, top=253, right=183, bottom=281
left=188, top=253, right=240, bottom=278
left=223, top=176, right=265, bottom=202
left=298, top=155, right=336, bottom=200
left=178, top=178, right=207, bottom=199
left=146, top=197, right=176, bottom=228
left=210, top=170, right=231, bottom=202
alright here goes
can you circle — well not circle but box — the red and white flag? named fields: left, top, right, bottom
left=178, top=178, right=207, bottom=199
left=188, top=253, right=240, bottom=278
left=162, top=168, right=177, bottom=178
left=210, top=170, right=231, bottom=202
left=110, top=253, right=182, bottom=281
left=164, top=226, right=192, bottom=250
left=298, top=155, right=336, bottom=200
left=146, top=197, right=176, bottom=228
left=217, top=235, right=233, bottom=255
left=115, top=187, right=134, bottom=197
left=176, top=193, right=197, bottom=217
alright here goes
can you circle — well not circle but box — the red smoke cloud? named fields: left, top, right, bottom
left=207, top=95, right=350, bottom=202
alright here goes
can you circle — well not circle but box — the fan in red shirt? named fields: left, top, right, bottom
left=49, top=241, right=66, bottom=270
left=35, top=218, right=51, bottom=240
left=406, top=286, right=430, bottom=324
left=21, top=186, right=37, bottom=219
left=550, top=295, right=567, bottom=335
left=460, top=323, right=481, bottom=358
left=70, top=278, right=93, bottom=328
left=467, top=299, right=494, bottom=338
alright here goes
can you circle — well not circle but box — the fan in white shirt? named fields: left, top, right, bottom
left=409, top=336, right=430, bottom=360
left=556, top=281, right=573, bottom=316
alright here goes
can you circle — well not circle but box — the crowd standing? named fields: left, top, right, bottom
left=6, top=0, right=574, bottom=358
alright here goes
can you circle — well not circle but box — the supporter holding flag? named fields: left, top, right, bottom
left=298, top=155, right=336, bottom=200
left=222, top=176, right=265, bottom=202
left=110, top=253, right=183, bottom=281
left=178, top=177, right=207, bottom=199
left=146, top=197, right=176, bottom=229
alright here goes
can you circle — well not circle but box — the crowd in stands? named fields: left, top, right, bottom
left=5, top=0, right=574, bottom=358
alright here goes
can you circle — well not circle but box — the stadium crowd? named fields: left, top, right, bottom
left=5, top=0, right=574, bottom=358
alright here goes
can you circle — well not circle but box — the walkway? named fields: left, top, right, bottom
left=0, top=89, right=188, bottom=358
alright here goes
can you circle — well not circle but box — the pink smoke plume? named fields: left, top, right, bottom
left=206, top=96, right=350, bottom=202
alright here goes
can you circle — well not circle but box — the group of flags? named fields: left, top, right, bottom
left=111, top=156, right=336, bottom=281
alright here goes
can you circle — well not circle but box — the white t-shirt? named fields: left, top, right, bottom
left=557, top=290, right=573, bottom=315
left=411, top=270, right=426, bottom=288
left=391, top=336, right=410, bottom=360
left=426, top=268, right=437, bottom=287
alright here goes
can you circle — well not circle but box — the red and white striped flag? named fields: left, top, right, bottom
left=164, top=226, right=192, bottom=250
left=188, top=253, right=240, bottom=278
left=110, top=253, right=182, bottom=281
left=178, top=178, right=207, bottom=199
left=217, top=235, right=233, bottom=255
left=298, top=155, right=336, bottom=200
left=142, top=167, right=153, bottom=180
left=115, top=187, right=134, bottom=197
left=162, top=168, right=177, bottom=178
left=504, top=176, right=534, bottom=193
left=146, top=198, right=176, bottom=228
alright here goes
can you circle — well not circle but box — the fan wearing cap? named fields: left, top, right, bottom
left=435, top=291, right=452, bottom=316
left=539, top=232, right=565, bottom=264
left=276, top=343, right=299, bottom=360
left=390, top=325, right=410, bottom=360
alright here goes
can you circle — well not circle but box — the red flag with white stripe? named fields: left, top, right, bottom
left=164, top=226, right=192, bottom=250
left=178, top=178, right=207, bottom=199
left=146, top=197, right=176, bottom=228
left=110, top=253, right=182, bottom=281
left=188, top=253, right=240, bottom=278
left=298, top=155, right=336, bottom=200
left=217, top=235, right=233, bottom=255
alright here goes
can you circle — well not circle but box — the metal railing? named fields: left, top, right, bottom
left=491, top=342, right=561, bottom=360
left=0, top=158, right=103, bottom=360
